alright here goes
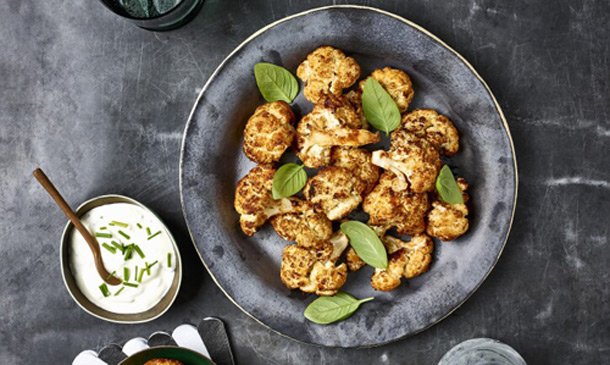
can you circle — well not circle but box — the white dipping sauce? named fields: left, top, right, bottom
left=69, top=203, right=176, bottom=314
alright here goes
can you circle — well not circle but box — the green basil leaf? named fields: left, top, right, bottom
left=436, top=165, right=464, bottom=204
left=340, top=221, right=388, bottom=269
left=304, top=292, right=374, bottom=325
left=272, top=163, right=307, bottom=199
left=361, top=78, right=401, bottom=135
left=254, top=63, right=299, bottom=103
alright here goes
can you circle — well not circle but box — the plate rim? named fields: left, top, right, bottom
left=179, top=4, right=519, bottom=348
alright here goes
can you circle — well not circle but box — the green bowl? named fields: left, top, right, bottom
left=120, top=346, right=215, bottom=365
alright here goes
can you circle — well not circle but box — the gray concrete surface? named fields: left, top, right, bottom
left=1, top=0, right=609, bottom=363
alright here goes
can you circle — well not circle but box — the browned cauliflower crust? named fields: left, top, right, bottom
left=296, top=46, right=360, bottom=103
left=346, top=247, right=365, bottom=272
left=360, top=67, right=414, bottom=113
left=344, top=89, right=368, bottom=128
left=296, top=95, right=380, bottom=168
left=370, top=234, right=433, bottom=291
left=270, top=209, right=332, bottom=248
left=280, top=232, right=349, bottom=296
left=234, top=165, right=309, bottom=236
left=372, top=129, right=442, bottom=193
left=331, top=147, right=381, bottom=195
left=362, top=172, right=430, bottom=235
left=243, top=101, right=296, bottom=164
left=304, top=166, right=366, bottom=220
left=144, top=359, right=183, bottom=365
left=426, top=177, right=470, bottom=241
left=401, top=109, right=459, bottom=156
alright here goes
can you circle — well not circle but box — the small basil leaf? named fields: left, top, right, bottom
left=340, top=221, right=388, bottom=269
left=272, top=163, right=307, bottom=199
left=304, top=292, right=374, bottom=325
left=361, top=78, right=401, bottom=135
left=254, top=63, right=299, bottom=103
left=436, top=165, right=464, bottom=204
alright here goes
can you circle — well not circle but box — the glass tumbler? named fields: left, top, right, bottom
left=98, top=0, right=205, bottom=31
left=438, top=338, right=527, bottom=365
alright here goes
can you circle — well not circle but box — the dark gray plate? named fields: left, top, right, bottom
left=180, top=5, right=517, bottom=348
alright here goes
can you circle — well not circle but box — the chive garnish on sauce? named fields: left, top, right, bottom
left=147, top=231, right=161, bottom=240
left=123, top=267, right=130, bottom=282
left=134, top=245, right=145, bottom=259
left=137, top=269, right=145, bottom=283
left=118, top=230, right=130, bottom=240
left=95, top=232, right=112, bottom=238
left=100, top=226, right=107, bottom=230
left=105, top=271, right=116, bottom=281
left=167, top=253, right=172, bottom=268
left=109, top=220, right=128, bottom=228
left=137, top=223, right=142, bottom=229
left=99, top=283, right=110, bottom=297
left=111, top=240, right=123, bottom=252
left=114, top=287, right=125, bottom=296
left=102, top=243, right=116, bottom=254
left=124, top=245, right=133, bottom=260
left=123, top=282, right=138, bottom=288
left=146, top=227, right=151, bottom=235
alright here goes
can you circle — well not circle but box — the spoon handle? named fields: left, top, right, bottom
left=33, top=168, right=121, bottom=285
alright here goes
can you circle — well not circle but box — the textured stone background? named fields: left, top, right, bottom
left=1, top=0, right=608, bottom=363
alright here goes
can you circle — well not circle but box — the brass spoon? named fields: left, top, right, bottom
left=33, top=168, right=122, bottom=286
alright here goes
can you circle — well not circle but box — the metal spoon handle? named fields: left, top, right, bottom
left=33, top=168, right=121, bottom=285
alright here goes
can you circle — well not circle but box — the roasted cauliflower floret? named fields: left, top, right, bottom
left=344, top=89, right=367, bottom=128
left=331, top=147, right=380, bottom=195
left=144, top=359, right=183, bottom=365
left=372, top=129, right=442, bottom=193
left=346, top=247, right=365, bottom=272
left=280, top=232, right=349, bottom=296
left=270, top=209, right=332, bottom=248
left=427, top=177, right=470, bottom=241
left=297, top=46, right=360, bottom=103
left=363, top=172, right=430, bottom=235
left=296, top=95, right=380, bottom=168
left=243, top=101, right=296, bottom=164
left=401, top=109, right=459, bottom=156
left=304, top=166, right=366, bottom=220
left=234, top=165, right=309, bottom=236
left=360, top=67, right=414, bottom=113
left=371, top=234, right=433, bottom=291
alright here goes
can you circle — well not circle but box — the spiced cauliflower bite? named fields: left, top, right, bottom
left=296, top=94, right=380, bottom=168
left=144, top=360, right=183, bottom=365
left=297, top=46, right=360, bottom=103
left=346, top=247, right=365, bottom=272
left=371, top=234, right=434, bottom=291
left=427, top=177, right=470, bottom=241
left=304, top=166, right=366, bottom=221
left=234, top=165, right=309, bottom=236
left=280, top=232, right=349, bottom=295
left=401, top=109, right=459, bottom=156
left=243, top=101, right=296, bottom=164
left=270, top=209, right=332, bottom=248
left=360, top=67, right=414, bottom=112
left=344, top=89, right=367, bottom=128
left=372, top=129, right=442, bottom=193
left=362, top=172, right=430, bottom=235
left=331, top=147, right=380, bottom=195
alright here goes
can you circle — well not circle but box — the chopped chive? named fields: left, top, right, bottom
left=99, top=283, right=110, bottom=297
left=110, top=240, right=122, bottom=251
left=144, top=262, right=150, bottom=275
left=123, top=282, right=138, bottom=288
left=147, top=260, right=158, bottom=270
left=137, top=269, right=145, bottom=283
left=101, top=243, right=116, bottom=254
left=114, top=287, right=125, bottom=296
left=137, top=223, right=142, bottom=229
left=135, top=266, right=139, bottom=280
left=167, top=253, right=172, bottom=268
left=146, top=227, right=151, bottom=235
left=123, top=267, right=130, bottom=282
left=147, top=231, right=162, bottom=240
left=100, top=226, right=107, bottom=230
left=95, top=232, right=112, bottom=238
left=105, top=271, right=116, bottom=280
left=118, top=230, right=130, bottom=239
left=123, top=245, right=133, bottom=261
left=133, top=245, right=145, bottom=259
left=109, top=220, right=128, bottom=228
